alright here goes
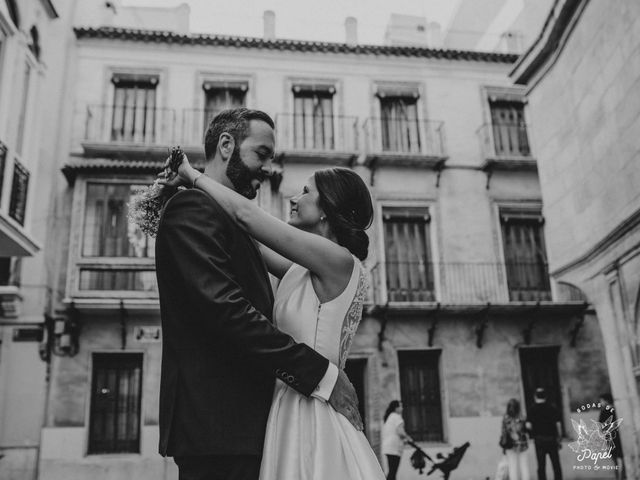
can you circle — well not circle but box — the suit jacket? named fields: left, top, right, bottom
left=155, top=189, right=329, bottom=457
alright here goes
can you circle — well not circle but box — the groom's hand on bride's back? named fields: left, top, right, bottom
left=329, top=370, right=364, bottom=431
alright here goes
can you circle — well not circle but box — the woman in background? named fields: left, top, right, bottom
left=382, top=400, right=413, bottom=480
left=501, top=398, right=530, bottom=480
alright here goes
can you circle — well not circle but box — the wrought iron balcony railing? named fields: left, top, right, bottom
left=369, top=261, right=552, bottom=305
left=363, top=117, right=446, bottom=157
left=179, top=108, right=223, bottom=146
left=477, top=121, right=532, bottom=159
left=9, top=159, right=29, bottom=226
left=275, top=114, right=359, bottom=152
left=83, top=105, right=177, bottom=146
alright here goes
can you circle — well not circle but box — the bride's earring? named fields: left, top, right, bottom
left=320, top=215, right=326, bottom=221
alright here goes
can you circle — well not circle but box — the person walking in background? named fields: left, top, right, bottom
left=382, top=400, right=413, bottom=480
left=500, top=398, right=530, bottom=480
left=599, top=393, right=625, bottom=479
left=526, top=388, right=563, bottom=480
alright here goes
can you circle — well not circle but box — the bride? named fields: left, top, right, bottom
left=158, top=150, right=385, bottom=479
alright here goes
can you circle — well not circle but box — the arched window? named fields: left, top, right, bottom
left=556, top=281, right=588, bottom=302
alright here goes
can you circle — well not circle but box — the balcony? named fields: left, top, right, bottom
left=78, top=267, right=157, bottom=293
left=80, top=104, right=179, bottom=160
left=274, top=114, right=359, bottom=165
left=369, top=261, right=552, bottom=307
left=66, top=263, right=159, bottom=312
left=0, top=257, right=22, bottom=318
left=363, top=117, right=447, bottom=169
left=477, top=121, right=537, bottom=179
left=0, top=142, right=40, bottom=256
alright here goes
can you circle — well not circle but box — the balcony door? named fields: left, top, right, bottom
left=379, top=96, right=420, bottom=153
left=489, top=100, right=530, bottom=156
left=111, top=75, right=158, bottom=143
left=500, top=211, right=550, bottom=301
left=203, top=82, right=247, bottom=132
left=383, top=207, right=434, bottom=302
left=292, top=85, right=335, bottom=150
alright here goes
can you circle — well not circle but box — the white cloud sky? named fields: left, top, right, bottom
left=122, top=0, right=463, bottom=43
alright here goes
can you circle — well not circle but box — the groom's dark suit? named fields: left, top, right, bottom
left=155, top=189, right=330, bottom=474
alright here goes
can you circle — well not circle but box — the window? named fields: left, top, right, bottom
left=9, top=159, right=29, bottom=225
left=111, top=75, right=158, bottom=143
left=83, top=183, right=155, bottom=258
left=500, top=209, right=551, bottom=301
left=489, top=100, right=530, bottom=156
left=203, top=81, right=247, bottom=130
left=15, top=62, right=32, bottom=155
left=398, top=350, right=443, bottom=442
left=379, top=92, right=420, bottom=153
left=519, top=346, right=564, bottom=434
left=383, top=207, right=434, bottom=302
left=89, top=353, right=143, bottom=454
left=292, top=85, right=334, bottom=150
left=79, top=268, right=157, bottom=292
left=0, top=257, right=20, bottom=286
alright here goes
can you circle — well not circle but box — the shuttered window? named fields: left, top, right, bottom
left=89, top=353, right=143, bottom=454
left=111, top=76, right=158, bottom=143
left=500, top=211, right=551, bottom=301
left=379, top=96, right=420, bottom=153
left=292, top=85, right=335, bottom=150
left=489, top=100, right=530, bottom=156
left=398, top=350, right=443, bottom=442
left=383, top=208, right=434, bottom=302
left=203, top=81, right=247, bottom=128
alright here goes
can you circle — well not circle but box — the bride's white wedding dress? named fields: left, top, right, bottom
left=259, top=257, right=386, bottom=479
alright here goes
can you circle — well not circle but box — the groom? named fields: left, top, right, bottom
left=155, top=108, right=362, bottom=480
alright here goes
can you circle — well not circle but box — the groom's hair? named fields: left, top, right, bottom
left=204, top=108, right=275, bottom=161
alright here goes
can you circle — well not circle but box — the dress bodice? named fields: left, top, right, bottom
left=273, top=257, right=367, bottom=369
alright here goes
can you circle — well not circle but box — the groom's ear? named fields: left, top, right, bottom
left=218, top=132, right=235, bottom=161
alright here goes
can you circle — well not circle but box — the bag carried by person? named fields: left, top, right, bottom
left=499, top=429, right=514, bottom=449
left=494, top=456, right=509, bottom=480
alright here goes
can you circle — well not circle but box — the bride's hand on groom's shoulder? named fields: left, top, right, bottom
left=329, top=370, right=364, bottom=432
left=158, top=152, right=197, bottom=189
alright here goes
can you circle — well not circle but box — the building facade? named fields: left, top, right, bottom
left=30, top=2, right=614, bottom=480
left=0, top=1, right=64, bottom=479
left=512, top=0, right=640, bottom=477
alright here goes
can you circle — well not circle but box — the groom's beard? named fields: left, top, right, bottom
left=226, top=147, right=263, bottom=199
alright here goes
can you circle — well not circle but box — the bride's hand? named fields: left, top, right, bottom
left=157, top=151, right=198, bottom=188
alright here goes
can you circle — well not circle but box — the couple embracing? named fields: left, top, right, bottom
left=150, top=108, right=386, bottom=479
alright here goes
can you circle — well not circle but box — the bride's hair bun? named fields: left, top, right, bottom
left=314, top=168, right=374, bottom=261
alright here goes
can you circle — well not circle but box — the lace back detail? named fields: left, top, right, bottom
left=338, top=263, right=368, bottom=369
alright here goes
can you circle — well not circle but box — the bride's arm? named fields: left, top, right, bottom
left=163, top=161, right=353, bottom=284
left=258, top=243, right=293, bottom=279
